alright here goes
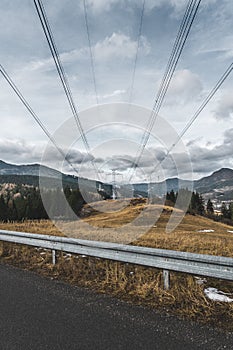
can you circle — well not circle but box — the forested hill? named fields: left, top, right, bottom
left=0, top=160, right=79, bottom=189
left=0, top=160, right=233, bottom=200
left=0, top=174, right=79, bottom=189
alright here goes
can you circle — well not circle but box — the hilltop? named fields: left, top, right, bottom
left=195, top=168, right=233, bottom=200
left=78, top=199, right=233, bottom=257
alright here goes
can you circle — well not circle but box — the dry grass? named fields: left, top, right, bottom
left=0, top=200, right=233, bottom=256
left=0, top=200, right=233, bottom=331
left=135, top=213, right=233, bottom=257
left=0, top=242, right=232, bottom=331
left=80, top=200, right=233, bottom=257
left=0, top=220, right=62, bottom=236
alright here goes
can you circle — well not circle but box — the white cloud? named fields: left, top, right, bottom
left=94, top=32, right=135, bottom=60
left=214, top=90, right=233, bottom=120
left=0, top=139, right=94, bottom=169
left=1, top=126, right=233, bottom=181
left=167, top=69, right=203, bottom=103
left=186, top=128, right=233, bottom=174
left=84, top=0, right=201, bottom=15
left=85, top=0, right=119, bottom=13
left=1, top=0, right=232, bottom=179
left=101, top=89, right=126, bottom=100
left=24, top=32, right=151, bottom=73
left=83, top=0, right=217, bottom=18
left=145, top=0, right=187, bottom=14
left=224, top=128, right=233, bottom=144
left=93, top=33, right=151, bottom=61
left=0, top=139, right=44, bottom=164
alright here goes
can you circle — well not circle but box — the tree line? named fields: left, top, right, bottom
left=218, top=202, right=233, bottom=225
left=166, top=189, right=205, bottom=215
left=166, top=189, right=233, bottom=225
left=1, top=183, right=233, bottom=224
left=0, top=184, right=85, bottom=222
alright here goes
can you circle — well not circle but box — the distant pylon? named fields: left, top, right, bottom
left=106, top=170, right=121, bottom=200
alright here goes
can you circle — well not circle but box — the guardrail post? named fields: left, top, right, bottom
left=52, top=249, right=56, bottom=265
left=163, top=270, right=170, bottom=290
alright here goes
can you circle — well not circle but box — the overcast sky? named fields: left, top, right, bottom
left=0, top=0, right=233, bottom=182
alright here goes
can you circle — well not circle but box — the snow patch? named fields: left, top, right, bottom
left=197, top=229, right=215, bottom=233
left=227, top=230, right=233, bottom=233
left=204, top=288, right=233, bottom=303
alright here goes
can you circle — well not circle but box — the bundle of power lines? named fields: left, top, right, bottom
left=128, top=0, right=202, bottom=181
left=0, top=0, right=232, bottom=187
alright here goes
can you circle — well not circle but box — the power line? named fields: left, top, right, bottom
left=83, top=0, right=99, bottom=105
left=34, top=0, right=100, bottom=180
left=34, top=0, right=89, bottom=153
left=152, top=61, right=233, bottom=173
left=128, top=0, right=201, bottom=182
left=0, top=64, right=79, bottom=176
left=129, top=0, right=201, bottom=180
left=128, top=0, right=146, bottom=105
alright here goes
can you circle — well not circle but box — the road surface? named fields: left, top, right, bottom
left=0, top=263, right=232, bottom=349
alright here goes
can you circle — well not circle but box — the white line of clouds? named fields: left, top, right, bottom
left=23, top=32, right=151, bottom=74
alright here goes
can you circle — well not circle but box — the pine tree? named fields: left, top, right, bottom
left=8, top=199, right=18, bottom=221
left=166, top=190, right=176, bottom=204
left=0, top=195, right=7, bottom=221
left=15, top=196, right=27, bottom=221
left=229, top=202, right=233, bottom=221
left=221, top=202, right=229, bottom=218
left=197, top=193, right=205, bottom=215
left=188, top=191, right=205, bottom=215
left=206, top=199, right=214, bottom=215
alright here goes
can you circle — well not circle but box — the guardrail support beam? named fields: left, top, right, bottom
left=52, top=249, right=56, bottom=265
left=163, top=270, right=170, bottom=290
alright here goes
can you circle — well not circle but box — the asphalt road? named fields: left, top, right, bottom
left=0, top=263, right=233, bottom=350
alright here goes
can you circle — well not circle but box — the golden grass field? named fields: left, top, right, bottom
left=1, top=199, right=233, bottom=257
left=0, top=200, right=233, bottom=330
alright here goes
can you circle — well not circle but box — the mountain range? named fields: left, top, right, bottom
left=134, top=168, right=233, bottom=201
left=0, top=160, right=78, bottom=188
left=0, top=160, right=233, bottom=201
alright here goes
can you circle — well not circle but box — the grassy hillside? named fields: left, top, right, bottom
left=81, top=200, right=233, bottom=257
left=0, top=200, right=233, bottom=331
left=0, top=198, right=233, bottom=257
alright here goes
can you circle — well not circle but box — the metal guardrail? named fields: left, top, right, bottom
left=0, top=230, right=233, bottom=288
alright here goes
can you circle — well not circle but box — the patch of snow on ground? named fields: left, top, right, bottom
left=204, top=288, right=233, bottom=302
left=197, top=229, right=215, bottom=233
left=227, top=230, right=233, bottom=233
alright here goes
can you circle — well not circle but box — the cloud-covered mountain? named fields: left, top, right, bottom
left=0, top=160, right=233, bottom=201
left=0, top=160, right=60, bottom=178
